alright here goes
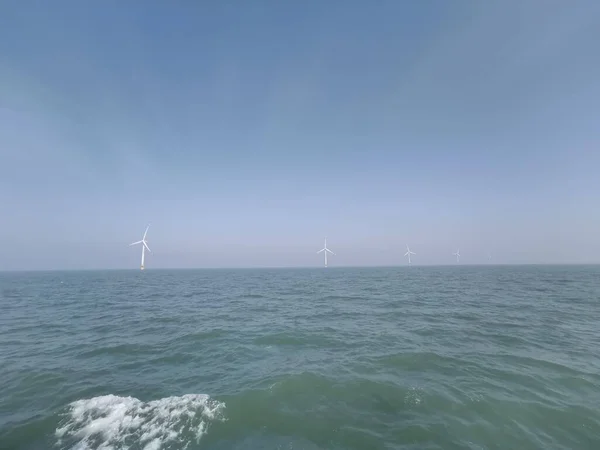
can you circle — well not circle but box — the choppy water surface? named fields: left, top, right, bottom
left=1, top=266, right=599, bottom=449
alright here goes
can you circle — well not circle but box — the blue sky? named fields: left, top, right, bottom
left=1, top=1, right=599, bottom=269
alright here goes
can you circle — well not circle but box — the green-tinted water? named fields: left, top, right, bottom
left=1, top=266, right=599, bottom=449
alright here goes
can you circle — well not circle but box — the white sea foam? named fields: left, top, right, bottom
left=55, top=393, right=225, bottom=450
left=404, top=386, right=424, bottom=406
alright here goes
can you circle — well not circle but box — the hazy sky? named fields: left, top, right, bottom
left=1, top=1, right=599, bottom=270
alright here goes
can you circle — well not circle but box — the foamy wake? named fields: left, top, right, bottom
left=55, top=393, right=226, bottom=450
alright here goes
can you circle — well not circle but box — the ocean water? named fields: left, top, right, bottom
left=1, top=266, right=599, bottom=450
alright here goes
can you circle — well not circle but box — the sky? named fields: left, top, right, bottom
left=1, top=1, right=599, bottom=270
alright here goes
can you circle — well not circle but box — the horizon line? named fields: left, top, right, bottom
left=2, top=262, right=600, bottom=273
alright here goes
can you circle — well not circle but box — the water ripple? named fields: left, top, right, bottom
left=1, top=266, right=600, bottom=449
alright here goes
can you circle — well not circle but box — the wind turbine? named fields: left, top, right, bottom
left=404, top=245, right=416, bottom=265
left=453, top=248, right=460, bottom=263
left=316, top=238, right=335, bottom=267
left=130, top=225, right=151, bottom=270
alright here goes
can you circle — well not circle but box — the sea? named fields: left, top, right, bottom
left=1, top=265, right=599, bottom=450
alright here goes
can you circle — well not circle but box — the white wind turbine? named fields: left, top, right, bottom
left=404, top=245, right=416, bottom=265
left=453, top=248, right=460, bottom=263
left=130, top=225, right=151, bottom=270
left=316, top=238, right=335, bottom=267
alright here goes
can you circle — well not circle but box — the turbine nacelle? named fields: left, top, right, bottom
left=129, top=239, right=151, bottom=253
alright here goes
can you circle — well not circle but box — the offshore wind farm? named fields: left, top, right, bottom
left=2, top=1, right=600, bottom=450
left=123, top=226, right=495, bottom=270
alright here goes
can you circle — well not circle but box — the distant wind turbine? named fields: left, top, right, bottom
left=130, top=225, right=151, bottom=270
left=453, top=248, right=460, bottom=263
left=404, top=245, right=416, bottom=265
left=316, top=238, right=335, bottom=267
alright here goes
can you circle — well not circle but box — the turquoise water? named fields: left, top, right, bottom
left=1, top=266, right=599, bottom=449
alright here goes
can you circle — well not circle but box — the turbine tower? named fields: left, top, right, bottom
left=404, top=245, right=416, bottom=265
left=316, top=238, right=335, bottom=267
left=130, top=224, right=151, bottom=270
left=453, top=248, right=460, bottom=263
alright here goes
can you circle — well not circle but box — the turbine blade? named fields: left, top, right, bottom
left=144, top=241, right=151, bottom=253
left=317, top=248, right=325, bottom=254
left=143, top=225, right=150, bottom=239
left=327, top=249, right=335, bottom=255
left=404, top=251, right=409, bottom=256
left=130, top=240, right=142, bottom=246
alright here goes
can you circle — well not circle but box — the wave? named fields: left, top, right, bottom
left=253, top=332, right=343, bottom=349
left=55, top=393, right=225, bottom=450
